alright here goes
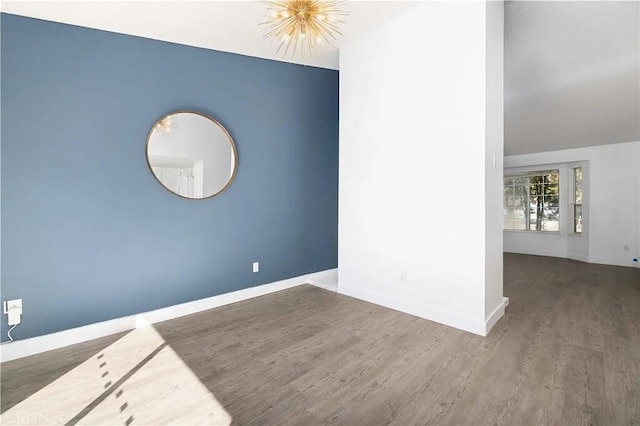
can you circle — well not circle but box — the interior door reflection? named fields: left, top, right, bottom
left=149, top=156, right=204, bottom=199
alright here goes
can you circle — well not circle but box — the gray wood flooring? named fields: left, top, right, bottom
left=2, top=254, right=639, bottom=425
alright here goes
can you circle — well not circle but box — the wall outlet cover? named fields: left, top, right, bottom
left=4, top=299, right=22, bottom=314
left=5, top=299, right=23, bottom=326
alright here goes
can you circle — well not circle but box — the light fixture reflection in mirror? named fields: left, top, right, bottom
left=146, top=111, right=238, bottom=200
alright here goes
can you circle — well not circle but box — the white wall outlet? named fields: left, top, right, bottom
left=623, top=244, right=630, bottom=251
left=4, top=299, right=22, bottom=313
left=253, top=262, right=259, bottom=273
left=4, top=299, right=23, bottom=326
left=399, top=273, right=407, bottom=285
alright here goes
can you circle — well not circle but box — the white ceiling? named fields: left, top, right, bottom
left=0, top=0, right=418, bottom=70
left=505, top=0, right=640, bottom=156
left=4, top=0, right=637, bottom=155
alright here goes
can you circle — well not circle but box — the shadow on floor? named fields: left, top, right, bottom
left=1, top=332, right=128, bottom=413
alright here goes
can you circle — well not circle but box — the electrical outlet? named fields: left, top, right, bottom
left=4, top=299, right=22, bottom=327
left=399, top=273, right=407, bottom=285
left=253, top=262, right=259, bottom=273
left=4, top=299, right=22, bottom=313
left=623, top=244, right=630, bottom=251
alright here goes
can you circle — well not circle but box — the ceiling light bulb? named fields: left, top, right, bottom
left=262, top=0, right=348, bottom=58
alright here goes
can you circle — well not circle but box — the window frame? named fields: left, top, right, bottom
left=572, top=166, right=583, bottom=234
left=503, top=170, right=560, bottom=233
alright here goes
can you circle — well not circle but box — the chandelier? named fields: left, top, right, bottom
left=151, top=115, right=175, bottom=137
left=261, top=0, right=348, bottom=58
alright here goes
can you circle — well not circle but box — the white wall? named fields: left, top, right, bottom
left=504, top=141, right=640, bottom=267
left=485, top=0, right=505, bottom=321
left=338, top=1, right=506, bottom=336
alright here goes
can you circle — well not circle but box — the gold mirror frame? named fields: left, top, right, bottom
left=145, top=110, right=239, bottom=200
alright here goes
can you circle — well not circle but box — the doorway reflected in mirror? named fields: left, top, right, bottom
left=146, top=111, right=238, bottom=199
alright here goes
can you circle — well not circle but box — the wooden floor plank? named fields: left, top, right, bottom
left=1, top=254, right=639, bottom=425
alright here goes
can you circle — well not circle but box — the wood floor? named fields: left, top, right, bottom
left=2, top=254, right=639, bottom=425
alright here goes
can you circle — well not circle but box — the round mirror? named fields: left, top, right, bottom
left=146, top=111, right=238, bottom=199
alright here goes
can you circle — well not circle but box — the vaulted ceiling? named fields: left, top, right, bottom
left=505, top=1, right=640, bottom=155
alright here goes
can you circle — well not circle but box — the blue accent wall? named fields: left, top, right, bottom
left=0, top=14, right=339, bottom=340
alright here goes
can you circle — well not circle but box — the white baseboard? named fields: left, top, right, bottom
left=588, top=256, right=640, bottom=268
left=504, top=248, right=567, bottom=259
left=337, top=283, right=489, bottom=336
left=567, top=252, right=588, bottom=263
left=307, top=269, right=338, bottom=292
left=0, top=269, right=338, bottom=362
left=507, top=250, right=639, bottom=268
left=484, top=297, right=509, bottom=335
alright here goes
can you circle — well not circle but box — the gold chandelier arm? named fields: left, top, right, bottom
left=259, top=0, right=348, bottom=59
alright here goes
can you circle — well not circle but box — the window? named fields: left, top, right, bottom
left=504, top=170, right=559, bottom=232
left=573, top=167, right=583, bottom=233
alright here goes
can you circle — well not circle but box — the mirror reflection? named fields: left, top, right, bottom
left=146, top=111, right=237, bottom=199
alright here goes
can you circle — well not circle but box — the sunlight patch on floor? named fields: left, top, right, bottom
left=1, top=324, right=231, bottom=425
